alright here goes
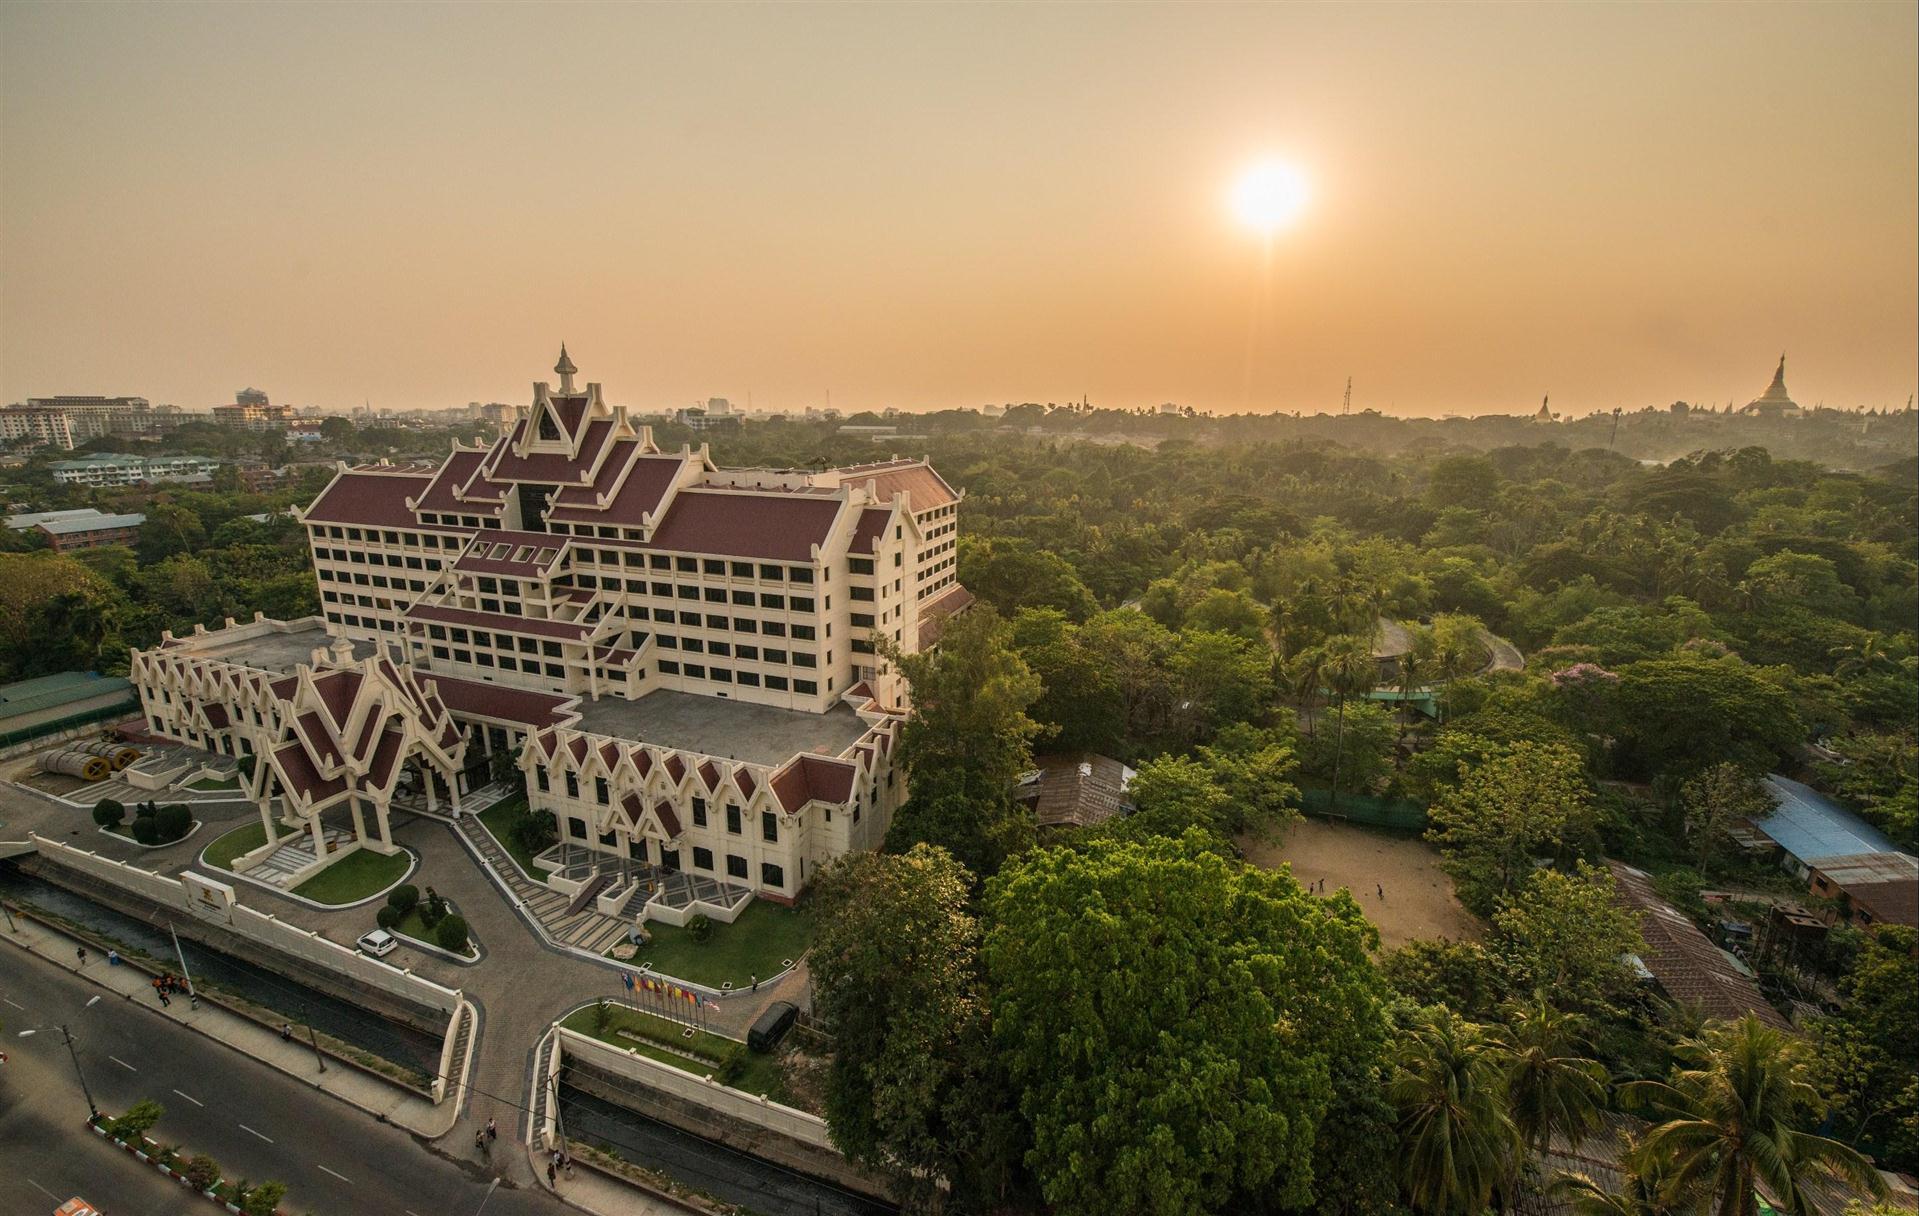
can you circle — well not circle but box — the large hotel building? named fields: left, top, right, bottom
left=131, top=350, right=968, bottom=913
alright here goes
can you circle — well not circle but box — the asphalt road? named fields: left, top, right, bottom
left=0, top=946, right=567, bottom=1216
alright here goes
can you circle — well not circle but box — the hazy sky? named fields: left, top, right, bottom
left=3, top=3, right=1914, bottom=417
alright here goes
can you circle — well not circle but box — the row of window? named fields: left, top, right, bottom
left=655, top=636, right=820, bottom=667
left=561, top=814, right=788, bottom=889
left=655, top=661, right=822, bottom=696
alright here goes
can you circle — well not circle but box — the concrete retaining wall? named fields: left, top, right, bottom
left=557, top=1027, right=893, bottom=1201
left=26, top=835, right=461, bottom=1030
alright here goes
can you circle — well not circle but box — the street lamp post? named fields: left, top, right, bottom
left=18, top=1023, right=98, bottom=1118
left=300, top=1001, right=326, bottom=1072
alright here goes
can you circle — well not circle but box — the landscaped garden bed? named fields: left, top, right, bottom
left=376, top=884, right=476, bottom=959
left=608, top=900, right=812, bottom=989
left=476, top=795, right=553, bottom=880
left=560, top=1001, right=783, bottom=1098
left=93, top=798, right=199, bottom=848
left=290, top=846, right=413, bottom=905
left=199, top=821, right=267, bottom=871
left=90, top=1099, right=292, bottom=1215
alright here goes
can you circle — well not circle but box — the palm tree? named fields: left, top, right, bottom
left=1624, top=1016, right=1888, bottom=1216
left=1323, top=634, right=1377, bottom=811
left=1433, top=633, right=1472, bottom=723
left=1391, top=1011, right=1519, bottom=1214
left=1288, top=647, right=1329, bottom=737
left=1551, top=1134, right=1703, bottom=1216
left=1394, top=647, right=1427, bottom=734
left=1830, top=631, right=1894, bottom=679
left=1496, top=997, right=1608, bottom=1169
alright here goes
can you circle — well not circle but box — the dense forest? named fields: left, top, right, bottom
left=4, top=415, right=1916, bottom=1215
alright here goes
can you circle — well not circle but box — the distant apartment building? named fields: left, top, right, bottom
left=48, top=452, right=219, bottom=487
left=6, top=507, right=146, bottom=551
left=210, top=389, right=323, bottom=433
left=0, top=396, right=175, bottom=450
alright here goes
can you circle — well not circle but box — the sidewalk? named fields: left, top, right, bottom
left=0, top=912, right=462, bottom=1139
left=523, top=1140, right=701, bottom=1216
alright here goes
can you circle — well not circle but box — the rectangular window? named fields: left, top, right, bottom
left=726, top=805, right=742, bottom=834
left=693, top=847, right=714, bottom=871
left=761, top=811, right=778, bottom=842
left=760, top=593, right=785, bottom=610
left=851, top=586, right=874, bottom=602
left=595, top=777, right=609, bottom=804
left=726, top=854, right=749, bottom=879
left=733, top=617, right=757, bottom=634
left=765, top=675, right=789, bottom=691
left=536, top=766, right=550, bottom=792
left=790, top=597, right=815, bottom=613
left=790, top=567, right=814, bottom=584
left=564, top=773, right=579, bottom=799
left=731, top=589, right=755, bottom=605
left=737, top=671, right=760, bottom=687
left=676, top=557, right=697, bottom=573
left=760, top=862, right=785, bottom=889
left=684, top=663, right=706, bottom=679
left=849, top=557, right=874, bottom=575
left=794, top=679, right=818, bottom=695
left=758, top=564, right=783, bottom=580
left=792, top=625, right=816, bottom=641
left=692, top=797, right=707, bottom=827
left=658, top=659, right=680, bottom=675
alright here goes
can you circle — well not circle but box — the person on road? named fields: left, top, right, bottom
left=280, top=1023, right=293, bottom=1041
left=76, top=946, right=87, bottom=966
left=485, top=1117, right=497, bottom=1143
left=546, top=1161, right=557, bottom=1186
left=475, top=1130, right=488, bottom=1156
left=107, top=949, right=120, bottom=967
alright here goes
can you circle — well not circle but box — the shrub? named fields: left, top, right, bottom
left=419, top=888, right=447, bottom=928
left=184, top=1153, right=221, bottom=1190
left=155, top=803, right=192, bottom=842
left=515, top=808, right=558, bottom=856
left=593, top=999, right=612, bottom=1033
left=92, top=798, right=126, bottom=828
left=108, top=1099, right=165, bottom=1142
left=243, top=1180, right=287, bottom=1216
left=716, top=1045, right=747, bottom=1086
left=386, top=884, right=420, bottom=915
left=376, top=905, right=402, bottom=931
left=434, top=913, right=469, bottom=953
left=131, top=816, right=160, bottom=845
left=686, top=914, right=713, bottom=944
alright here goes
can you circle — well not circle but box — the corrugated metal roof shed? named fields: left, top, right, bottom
left=0, top=671, right=135, bottom=719
left=1753, top=774, right=1898, bottom=864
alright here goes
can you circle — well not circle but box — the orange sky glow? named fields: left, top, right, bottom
left=2, top=3, right=1914, bottom=417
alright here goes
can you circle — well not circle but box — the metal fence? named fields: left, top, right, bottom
left=1299, top=787, right=1427, bottom=832
left=0, top=698, right=139, bottom=752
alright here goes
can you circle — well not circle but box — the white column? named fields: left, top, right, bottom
left=348, top=796, right=369, bottom=847
left=373, top=799, right=394, bottom=852
left=308, top=809, right=328, bottom=857
left=425, top=775, right=438, bottom=814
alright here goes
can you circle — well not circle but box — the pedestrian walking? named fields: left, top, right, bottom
left=280, top=1023, right=293, bottom=1042
left=750, top=973, right=758, bottom=992
left=546, top=1162, right=557, bottom=1186
left=485, top=1117, right=497, bottom=1143
left=156, top=982, right=170, bottom=1008
left=475, top=1130, right=488, bottom=1156
left=76, top=946, right=87, bottom=966
left=107, top=949, right=121, bottom=967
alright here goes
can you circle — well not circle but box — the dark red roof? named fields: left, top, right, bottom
left=487, top=419, right=613, bottom=485
left=850, top=507, right=891, bottom=554
left=274, top=740, right=346, bottom=803
left=653, top=800, right=683, bottom=838
left=424, top=674, right=572, bottom=727
left=549, top=453, right=684, bottom=526
left=303, top=469, right=431, bottom=528
left=414, top=450, right=491, bottom=514
left=645, top=491, right=842, bottom=561
left=770, top=754, right=857, bottom=812
left=836, top=461, right=957, bottom=512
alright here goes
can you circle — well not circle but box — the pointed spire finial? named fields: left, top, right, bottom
left=555, top=343, right=578, bottom=393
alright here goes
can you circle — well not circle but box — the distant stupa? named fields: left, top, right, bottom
left=1740, top=354, right=1802, bottom=417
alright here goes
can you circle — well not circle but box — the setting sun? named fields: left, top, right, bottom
left=1230, top=159, right=1310, bottom=235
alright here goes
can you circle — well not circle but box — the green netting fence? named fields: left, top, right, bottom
left=0, top=698, right=140, bottom=752
left=1298, top=786, right=1427, bottom=832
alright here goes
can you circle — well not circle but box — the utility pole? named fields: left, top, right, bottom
left=300, top=1001, right=326, bottom=1072
left=59, top=1024, right=98, bottom=1118
left=168, top=922, right=197, bottom=1008
left=1342, top=376, right=1352, bottom=415
left=1608, top=406, right=1624, bottom=450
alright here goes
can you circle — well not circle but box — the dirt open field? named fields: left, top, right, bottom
left=1239, top=817, right=1482, bottom=950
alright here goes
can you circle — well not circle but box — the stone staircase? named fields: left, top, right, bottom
left=439, top=1001, right=475, bottom=1104
left=455, top=818, right=634, bottom=957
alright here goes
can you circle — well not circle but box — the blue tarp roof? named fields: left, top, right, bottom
left=1754, top=774, right=1899, bottom=864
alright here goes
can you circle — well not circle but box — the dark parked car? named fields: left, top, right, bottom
left=747, top=1000, right=798, bottom=1053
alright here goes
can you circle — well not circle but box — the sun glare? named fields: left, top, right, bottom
left=1230, top=160, right=1309, bottom=234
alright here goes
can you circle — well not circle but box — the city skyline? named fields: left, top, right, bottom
left=3, top=3, right=1915, bottom=417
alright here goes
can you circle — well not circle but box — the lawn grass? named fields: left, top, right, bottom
left=613, top=900, right=812, bottom=989
left=200, top=821, right=266, bottom=870
left=560, top=1002, right=782, bottom=1097
left=393, top=904, right=478, bottom=958
left=476, top=795, right=551, bottom=881
left=291, top=846, right=412, bottom=905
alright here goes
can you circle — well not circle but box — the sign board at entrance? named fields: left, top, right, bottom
left=181, top=871, right=237, bottom=923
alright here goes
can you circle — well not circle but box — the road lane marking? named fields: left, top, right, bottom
left=239, top=1123, right=274, bottom=1143
left=26, top=1178, right=57, bottom=1200
left=172, top=1088, right=204, bottom=1106
left=2, top=998, right=23, bottom=1010
left=86, top=995, right=101, bottom=1007
left=318, top=1165, right=351, bottom=1183
left=109, top=1055, right=137, bottom=1071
